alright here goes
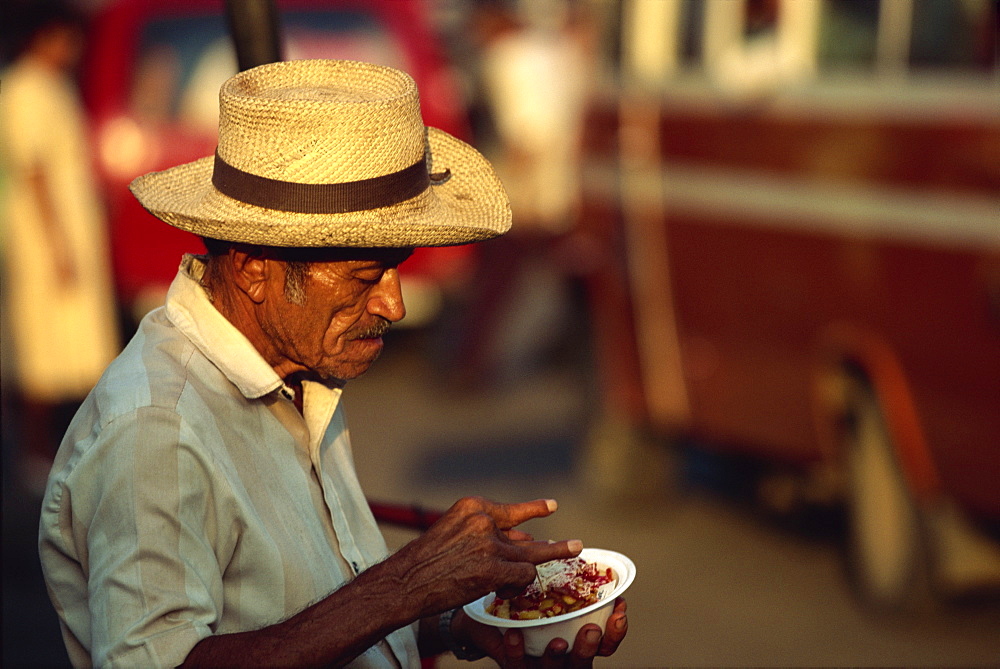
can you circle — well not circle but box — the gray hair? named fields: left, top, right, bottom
left=283, top=260, right=309, bottom=305
left=200, top=237, right=310, bottom=305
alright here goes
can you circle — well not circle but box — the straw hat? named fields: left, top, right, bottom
left=129, top=59, right=511, bottom=248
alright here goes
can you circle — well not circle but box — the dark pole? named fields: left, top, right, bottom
left=225, top=0, right=284, bottom=72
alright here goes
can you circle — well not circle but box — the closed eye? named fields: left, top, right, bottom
left=354, top=271, right=384, bottom=286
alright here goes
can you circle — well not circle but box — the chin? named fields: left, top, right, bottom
left=324, top=358, right=379, bottom=382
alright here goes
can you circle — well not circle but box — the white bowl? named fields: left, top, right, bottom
left=463, top=548, right=636, bottom=657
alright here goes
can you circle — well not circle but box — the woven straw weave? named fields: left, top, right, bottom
left=130, top=60, right=511, bottom=248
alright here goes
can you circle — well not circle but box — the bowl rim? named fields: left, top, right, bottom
left=462, top=548, right=636, bottom=629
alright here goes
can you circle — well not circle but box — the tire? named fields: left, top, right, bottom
left=842, top=377, right=936, bottom=612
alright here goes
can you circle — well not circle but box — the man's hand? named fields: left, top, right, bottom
left=392, top=496, right=582, bottom=617
left=454, top=598, right=629, bottom=668
left=184, top=497, right=579, bottom=668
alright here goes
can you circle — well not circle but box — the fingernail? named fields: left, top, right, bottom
left=545, top=499, right=558, bottom=512
left=550, top=642, right=568, bottom=656
left=616, top=616, right=628, bottom=631
left=568, top=539, right=583, bottom=553
left=586, top=629, right=601, bottom=644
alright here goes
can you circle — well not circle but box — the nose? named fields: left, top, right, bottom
left=367, top=268, right=406, bottom=323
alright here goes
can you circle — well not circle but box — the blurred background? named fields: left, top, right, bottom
left=2, top=0, right=999, bottom=666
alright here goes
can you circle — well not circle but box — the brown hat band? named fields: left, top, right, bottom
left=212, top=151, right=431, bottom=214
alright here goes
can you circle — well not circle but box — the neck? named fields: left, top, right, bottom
left=285, top=375, right=306, bottom=414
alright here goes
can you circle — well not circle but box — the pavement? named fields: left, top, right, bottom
left=347, top=330, right=1000, bottom=668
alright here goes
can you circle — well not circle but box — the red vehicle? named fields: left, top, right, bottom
left=83, top=0, right=475, bottom=325
left=580, top=0, right=1000, bottom=610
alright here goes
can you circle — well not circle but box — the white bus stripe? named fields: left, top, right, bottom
left=585, top=162, right=1000, bottom=248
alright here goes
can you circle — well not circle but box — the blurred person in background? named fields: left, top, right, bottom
left=37, top=58, right=627, bottom=668
left=0, top=0, right=120, bottom=491
left=450, top=0, right=598, bottom=386
left=479, top=0, right=592, bottom=239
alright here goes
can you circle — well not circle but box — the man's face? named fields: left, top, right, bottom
left=258, top=248, right=411, bottom=381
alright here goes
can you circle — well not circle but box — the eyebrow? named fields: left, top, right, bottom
left=349, top=262, right=387, bottom=273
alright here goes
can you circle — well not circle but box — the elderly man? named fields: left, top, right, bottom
left=38, top=59, right=627, bottom=668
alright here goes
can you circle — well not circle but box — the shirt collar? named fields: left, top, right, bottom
left=165, top=254, right=287, bottom=400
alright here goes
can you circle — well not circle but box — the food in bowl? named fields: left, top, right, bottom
left=464, top=548, right=635, bottom=657
left=486, top=556, right=615, bottom=620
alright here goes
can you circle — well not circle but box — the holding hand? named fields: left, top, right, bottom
left=393, top=496, right=583, bottom=617
left=453, top=598, right=629, bottom=668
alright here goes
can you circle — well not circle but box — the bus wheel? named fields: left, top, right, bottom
left=842, top=378, right=935, bottom=612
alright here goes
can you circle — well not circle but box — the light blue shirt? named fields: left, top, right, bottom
left=39, top=255, right=418, bottom=668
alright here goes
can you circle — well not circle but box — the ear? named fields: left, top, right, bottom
left=229, top=245, right=270, bottom=304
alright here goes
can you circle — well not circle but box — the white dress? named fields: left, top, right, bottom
left=0, top=59, right=119, bottom=401
left=480, top=25, right=591, bottom=233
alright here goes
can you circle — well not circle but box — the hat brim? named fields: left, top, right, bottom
left=129, top=127, right=511, bottom=248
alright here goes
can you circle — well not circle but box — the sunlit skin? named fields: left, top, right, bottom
left=203, top=246, right=412, bottom=386
left=262, top=257, right=408, bottom=382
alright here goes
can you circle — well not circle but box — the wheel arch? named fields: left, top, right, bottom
left=811, top=324, right=942, bottom=505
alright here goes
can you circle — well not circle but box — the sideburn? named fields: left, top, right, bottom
left=284, top=260, right=309, bottom=305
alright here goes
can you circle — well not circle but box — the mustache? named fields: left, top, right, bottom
left=353, top=318, right=391, bottom=340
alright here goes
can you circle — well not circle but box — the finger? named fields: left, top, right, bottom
left=496, top=584, right=529, bottom=600
left=540, top=637, right=570, bottom=669
left=568, top=623, right=603, bottom=668
left=494, top=560, right=541, bottom=599
left=455, top=610, right=500, bottom=648
left=493, top=541, right=583, bottom=602
left=487, top=498, right=558, bottom=530
left=468, top=624, right=506, bottom=663
left=509, top=538, right=583, bottom=566
left=598, top=599, right=628, bottom=656
left=503, top=629, right=528, bottom=669
left=505, top=529, right=534, bottom=542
